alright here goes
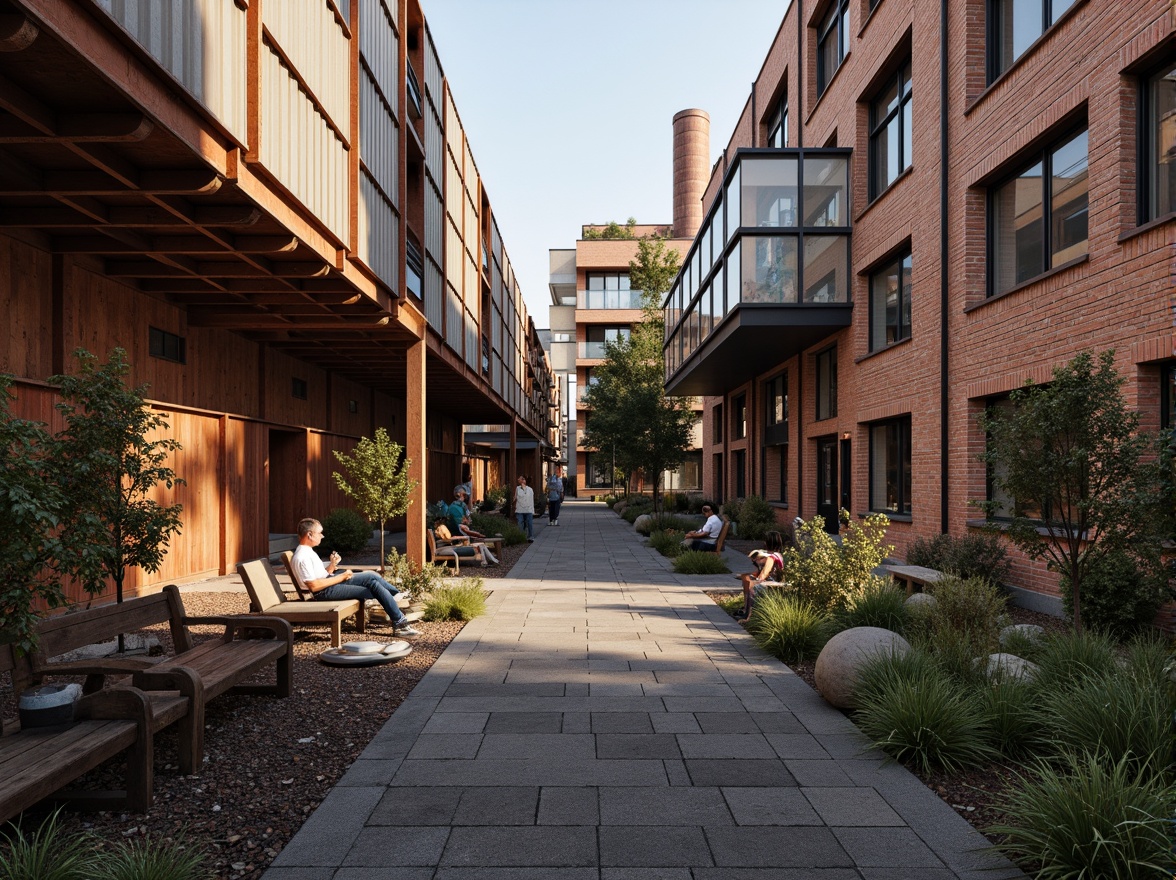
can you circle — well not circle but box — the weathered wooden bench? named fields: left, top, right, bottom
left=1, top=643, right=155, bottom=823
left=883, top=563, right=944, bottom=595
left=240, top=555, right=365, bottom=648
left=10, top=584, right=292, bottom=776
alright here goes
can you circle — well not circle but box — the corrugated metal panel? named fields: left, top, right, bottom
left=464, top=251, right=477, bottom=311
left=259, top=45, right=348, bottom=241
left=425, top=106, right=443, bottom=183
left=464, top=312, right=478, bottom=371
left=264, top=0, right=349, bottom=134
left=92, top=0, right=247, bottom=140
left=445, top=219, right=462, bottom=297
left=425, top=259, right=443, bottom=329
left=444, top=90, right=462, bottom=152
left=445, top=149, right=463, bottom=226
left=445, top=285, right=463, bottom=351
left=463, top=139, right=476, bottom=191
left=357, top=172, right=397, bottom=290
left=492, top=220, right=502, bottom=265
left=358, top=0, right=397, bottom=114
left=463, top=189, right=478, bottom=255
left=491, top=303, right=501, bottom=351
left=424, top=29, right=442, bottom=109
left=424, top=181, right=442, bottom=263
left=359, top=67, right=397, bottom=202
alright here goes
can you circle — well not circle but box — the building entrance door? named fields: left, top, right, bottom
left=816, top=436, right=839, bottom=534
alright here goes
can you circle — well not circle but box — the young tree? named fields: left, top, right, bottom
left=581, top=237, right=695, bottom=513
left=0, top=377, right=67, bottom=654
left=333, top=427, right=417, bottom=572
left=52, top=349, right=184, bottom=611
left=979, top=350, right=1167, bottom=633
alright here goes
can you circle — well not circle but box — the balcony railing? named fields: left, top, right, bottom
left=577, top=341, right=613, bottom=359
left=663, top=148, right=853, bottom=396
left=577, top=289, right=646, bottom=310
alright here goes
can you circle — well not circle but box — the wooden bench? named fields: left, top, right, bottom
left=692, top=518, right=730, bottom=553
left=239, top=555, right=365, bottom=647
left=1, top=643, right=155, bottom=823
left=11, top=584, right=292, bottom=776
left=883, top=564, right=944, bottom=595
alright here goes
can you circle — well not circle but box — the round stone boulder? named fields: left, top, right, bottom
left=814, top=626, right=912, bottom=709
left=633, top=513, right=654, bottom=534
left=983, top=652, right=1040, bottom=682
left=904, top=592, right=938, bottom=613
left=999, top=623, right=1044, bottom=650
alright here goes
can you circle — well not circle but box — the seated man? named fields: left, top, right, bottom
left=682, top=502, right=724, bottom=551
left=448, top=487, right=486, bottom=540
left=292, top=518, right=420, bottom=637
left=434, top=520, right=499, bottom=565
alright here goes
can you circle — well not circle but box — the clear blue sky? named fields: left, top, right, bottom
left=422, top=0, right=790, bottom=326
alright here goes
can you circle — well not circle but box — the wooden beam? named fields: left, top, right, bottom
left=0, top=167, right=222, bottom=197
left=0, top=14, right=39, bottom=52
left=186, top=313, right=391, bottom=329
left=0, top=111, right=152, bottom=143
left=0, top=73, right=53, bottom=133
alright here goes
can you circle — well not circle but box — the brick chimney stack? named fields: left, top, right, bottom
left=672, top=108, right=710, bottom=239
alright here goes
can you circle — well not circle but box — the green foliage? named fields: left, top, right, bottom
left=383, top=547, right=447, bottom=595
left=724, top=494, right=776, bottom=540
left=1060, top=547, right=1171, bottom=640
left=0, top=377, right=66, bottom=653
left=991, top=752, right=1176, bottom=880
left=853, top=653, right=998, bottom=774
left=603, top=494, right=619, bottom=508
left=648, top=529, right=684, bottom=558
left=332, top=428, right=417, bottom=570
left=582, top=217, right=638, bottom=240
left=1030, top=629, right=1120, bottom=693
left=0, top=809, right=95, bottom=880
left=836, top=576, right=907, bottom=633
left=620, top=499, right=654, bottom=523
left=979, top=350, right=1167, bottom=633
left=713, top=592, right=745, bottom=616
left=747, top=590, right=832, bottom=662
left=320, top=507, right=371, bottom=555
left=921, top=575, right=1008, bottom=652
left=481, top=484, right=507, bottom=512
left=975, top=677, right=1044, bottom=758
left=635, top=513, right=696, bottom=536
left=781, top=512, right=893, bottom=613
left=672, top=550, right=730, bottom=575
left=423, top=578, right=488, bottom=621
left=90, top=837, right=212, bottom=880
left=52, top=348, right=183, bottom=602
left=905, top=531, right=1011, bottom=585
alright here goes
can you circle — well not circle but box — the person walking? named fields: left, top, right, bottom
left=546, top=471, right=564, bottom=526
left=515, top=474, right=535, bottom=542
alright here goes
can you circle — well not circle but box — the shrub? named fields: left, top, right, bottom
left=468, top=512, right=527, bottom=545
left=853, top=647, right=942, bottom=706
left=975, top=677, right=1044, bottom=758
left=0, top=809, right=95, bottom=880
left=91, top=837, right=212, bottom=880
left=423, top=577, right=488, bottom=621
left=383, top=547, right=448, bottom=594
left=991, top=752, right=1176, bottom=880
left=673, top=550, right=730, bottom=575
left=636, top=513, right=695, bottom=537
left=747, top=590, right=832, bottom=663
left=713, top=592, right=744, bottom=617
left=1060, top=548, right=1172, bottom=640
left=853, top=656, right=997, bottom=774
left=921, top=574, right=1007, bottom=655
left=604, top=494, right=619, bottom=508
left=906, top=532, right=1011, bottom=585
left=1040, top=665, right=1175, bottom=777
left=726, top=494, right=776, bottom=541
left=647, top=529, right=683, bottom=558
left=836, top=576, right=907, bottom=633
left=781, top=512, right=893, bottom=613
left=1030, top=629, right=1119, bottom=692
left=320, top=507, right=372, bottom=555
left=621, top=500, right=653, bottom=523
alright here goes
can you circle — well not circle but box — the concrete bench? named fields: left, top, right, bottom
left=882, top=564, right=944, bottom=595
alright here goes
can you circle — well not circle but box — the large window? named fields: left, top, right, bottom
left=816, top=347, right=837, bottom=420
left=768, top=95, right=788, bottom=148
left=713, top=404, right=724, bottom=443
left=817, top=0, right=850, bottom=96
left=585, top=273, right=639, bottom=309
left=988, top=0, right=1075, bottom=82
left=869, top=61, right=913, bottom=200
left=870, top=417, right=911, bottom=515
left=766, top=373, right=788, bottom=427
left=1142, top=61, right=1176, bottom=222
left=584, top=452, right=614, bottom=489
left=989, top=128, right=1088, bottom=296
left=869, top=249, right=912, bottom=351
left=985, top=397, right=1044, bottom=520
left=583, top=325, right=630, bottom=358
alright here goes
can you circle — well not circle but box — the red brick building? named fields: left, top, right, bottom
left=663, top=0, right=1174, bottom=611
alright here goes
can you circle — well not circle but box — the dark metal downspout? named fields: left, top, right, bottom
left=796, top=0, right=804, bottom=513
left=939, top=0, right=950, bottom=533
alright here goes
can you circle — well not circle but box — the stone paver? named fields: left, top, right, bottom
left=264, top=501, right=1026, bottom=878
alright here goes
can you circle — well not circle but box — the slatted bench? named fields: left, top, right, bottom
left=11, top=584, right=292, bottom=776
left=1, top=645, right=155, bottom=823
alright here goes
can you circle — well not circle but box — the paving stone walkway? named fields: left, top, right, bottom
left=263, top=500, right=1025, bottom=880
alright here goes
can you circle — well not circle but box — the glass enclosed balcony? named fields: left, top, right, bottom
left=663, top=148, right=853, bottom=396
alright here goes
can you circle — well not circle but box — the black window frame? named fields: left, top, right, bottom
left=734, top=393, right=748, bottom=440
left=1140, top=58, right=1176, bottom=225
left=1162, top=361, right=1176, bottom=431
left=868, top=60, right=913, bottom=201
left=868, top=247, right=913, bottom=352
left=291, top=377, right=308, bottom=400
left=815, top=347, right=838, bottom=421
left=767, top=93, right=789, bottom=148
left=584, top=272, right=634, bottom=310
left=987, top=0, right=1076, bottom=84
left=713, top=404, right=724, bottom=443
left=583, top=452, right=614, bottom=489
left=868, top=416, right=912, bottom=516
left=987, top=125, right=1089, bottom=298
left=148, top=326, right=186, bottom=365
left=817, top=0, right=851, bottom=96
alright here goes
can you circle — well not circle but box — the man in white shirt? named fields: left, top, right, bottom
left=292, top=518, right=420, bottom=637
left=682, top=503, right=723, bottom=551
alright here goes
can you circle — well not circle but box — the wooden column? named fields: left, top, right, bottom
left=508, top=421, right=517, bottom=514
left=404, top=334, right=426, bottom=564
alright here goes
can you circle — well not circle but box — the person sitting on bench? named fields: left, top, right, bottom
left=435, top=520, right=499, bottom=566
left=682, top=503, right=723, bottom=551
left=736, top=530, right=785, bottom=621
left=292, top=518, right=420, bottom=637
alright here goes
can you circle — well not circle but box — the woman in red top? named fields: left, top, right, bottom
left=737, top=530, right=785, bottom=621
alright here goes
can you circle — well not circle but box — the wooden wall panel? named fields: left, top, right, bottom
left=264, top=348, right=327, bottom=428
left=223, top=417, right=268, bottom=567
left=268, top=427, right=308, bottom=534
left=329, top=373, right=370, bottom=438
left=308, top=431, right=356, bottom=517
left=0, top=235, right=53, bottom=379
left=185, top=326, right=260, bottom=418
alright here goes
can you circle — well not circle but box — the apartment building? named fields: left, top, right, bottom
left=662, top=0, right=1174, bottom=611
left=549, top=112, right=709, bottom=496
left=0, top=0, right=555, bottom=600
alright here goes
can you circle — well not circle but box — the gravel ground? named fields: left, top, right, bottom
left=0, top=538, right=530, bottom=879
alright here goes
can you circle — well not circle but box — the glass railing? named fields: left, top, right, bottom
left=578, top=341, right=611, bottom=359
left=577, top=289, right=646, bottom=310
